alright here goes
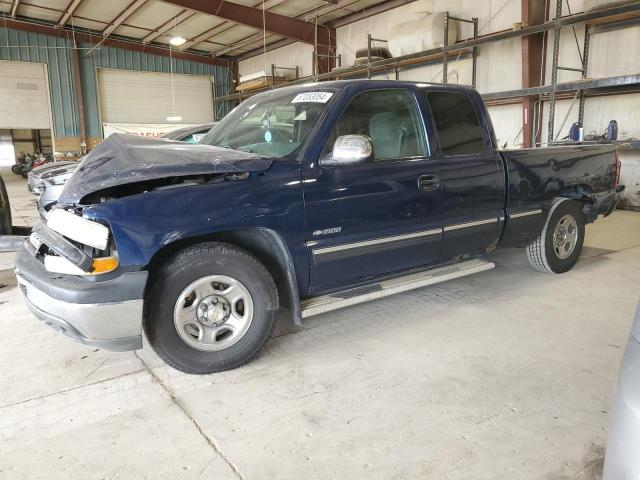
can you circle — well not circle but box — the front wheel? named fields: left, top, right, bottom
left=144, top=242, right=278, bottom=374
left=526, top=198, right=585, bottom=274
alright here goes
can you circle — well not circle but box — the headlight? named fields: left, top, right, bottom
left=31, top=181, right=45, bottom=195
left=46, top=209, right=109, bottom=251
left=48, top=176, right=70, bottom=186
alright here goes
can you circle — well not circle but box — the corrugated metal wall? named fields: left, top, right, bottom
left=0, top=27, right=79, bottom=139
left=0, top=27, right=232, bottom=143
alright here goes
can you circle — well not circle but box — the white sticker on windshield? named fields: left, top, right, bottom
left=291, top=92, right=333, bottom=104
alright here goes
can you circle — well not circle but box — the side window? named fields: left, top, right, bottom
left=426, top=91, right=486, bottom=156
left=325, top=89, right=426, bottom=161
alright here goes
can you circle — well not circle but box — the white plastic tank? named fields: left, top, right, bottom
left=584, top=0, right=629, bottom=12
left=388, top=12, right=459, bottom=57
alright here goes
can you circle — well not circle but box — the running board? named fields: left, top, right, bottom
left=301, top=259, right=495, bottom=318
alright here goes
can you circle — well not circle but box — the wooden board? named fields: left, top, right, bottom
left=237, top=76, right=287, bottom=92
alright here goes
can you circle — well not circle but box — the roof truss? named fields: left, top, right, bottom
left=102, top=0, right=148, bottom=37
left=161, top=0, right=331, bottom=47
left=58, top=0, right=84, bottom=26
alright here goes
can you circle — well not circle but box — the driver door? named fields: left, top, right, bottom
left=303, top=88, right=444, bottom=294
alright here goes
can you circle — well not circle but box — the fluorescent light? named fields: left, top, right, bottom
left=170, top=36, right=186, bottom=46
left=166, top=115, right=183, bottom=122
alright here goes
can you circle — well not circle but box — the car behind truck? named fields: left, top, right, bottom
left=15, top=80, right=621, bottom=374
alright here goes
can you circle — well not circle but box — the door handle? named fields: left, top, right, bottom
left=417, top=174, right=440, bottom=191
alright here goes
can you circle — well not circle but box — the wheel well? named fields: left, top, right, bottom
left=556, top=186, right=601, bottom=223
left=146, top=228, right=302, bottom=325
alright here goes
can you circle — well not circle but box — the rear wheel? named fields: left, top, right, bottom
left=144, top=242, right=278, bottom=374
left=526, top=198, right=585, bottom=274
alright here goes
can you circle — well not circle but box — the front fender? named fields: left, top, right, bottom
left=84, top=168, right=303, bottom=266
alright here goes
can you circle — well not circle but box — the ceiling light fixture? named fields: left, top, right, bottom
left=166, top=42, right=182, bottom=123
left=169, top=36, right=186, bottom=46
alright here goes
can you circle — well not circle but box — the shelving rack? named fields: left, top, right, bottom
left=214, top=1, right=640, bottom=145
left=271, top=64, right=301, bottom=81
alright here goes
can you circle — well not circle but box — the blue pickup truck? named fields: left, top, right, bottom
left=15, top=80, right=621, bottom=374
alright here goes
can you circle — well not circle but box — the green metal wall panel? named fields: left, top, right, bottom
left=0, top=27, right=79, bottom=138
left=0, top=27, right=232, bottom=141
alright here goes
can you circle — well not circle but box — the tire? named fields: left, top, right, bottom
left=11, top=165, right=19, bottom=175
left=526, top=198, right=585, bottom=274
left=0, top=177, right=12, bottom=235
left=355, top=47, right=392, bottom=59
left=353, top=56, right=385, bottom=66
left=144, top=242, right=278, bottom=374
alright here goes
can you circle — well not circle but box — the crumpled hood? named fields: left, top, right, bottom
left=59, top=133, right=273, bottom=204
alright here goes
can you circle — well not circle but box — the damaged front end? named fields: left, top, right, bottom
left=15, top=205, right=148, bottom=351
left=28, top=208, right=118, bottom=276
left=58, top=133, right=272, bottom=205
left=15, top=134, right=277, bottom=351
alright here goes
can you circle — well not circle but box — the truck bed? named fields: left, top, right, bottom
left=499, top=143, right=619, bottom=247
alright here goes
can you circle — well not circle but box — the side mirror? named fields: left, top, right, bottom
left=321, top=134, right=373, bottom=167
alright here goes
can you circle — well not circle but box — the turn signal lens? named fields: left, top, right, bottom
left=91, top=256, right=119, bottom=274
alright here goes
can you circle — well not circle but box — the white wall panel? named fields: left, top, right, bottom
left=540, top=94, right=640, bottom=143
left=235, top=0, right=639, bottom=149
left=336, top=0, right=522, bottom=93
left=487, top=104, right=525, bottom=149
left=541, top=99, right=578, bottom=143
left=238, top=43, right=314, bottom=79
left=588, top=26, right=640, bottom=78
left=582, top=94, right=640, bottom=139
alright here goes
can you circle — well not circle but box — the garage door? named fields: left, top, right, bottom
left=97, top=69, right=213, bottom=124
left=0, top=61, right=51, bottom=129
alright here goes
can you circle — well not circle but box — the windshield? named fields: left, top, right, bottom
left=200, top=88, right=335, bottom=158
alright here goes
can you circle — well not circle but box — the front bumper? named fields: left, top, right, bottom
left=14, top=244, right=148, bottom=351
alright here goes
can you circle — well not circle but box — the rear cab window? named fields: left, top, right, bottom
left=425, top=91, right=486, bottom=156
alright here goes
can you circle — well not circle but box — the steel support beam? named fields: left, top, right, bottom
left=328, top=0, right=418, bottom=27
left=58, top=0, right=84, bottom=26
left=233, top=0, right=417, bottom=64
left=521, top=0, right=548, bottom=147
left=103, top=0, right=148, bottom=38
left=1, top=17, right=231, bottom=67
left=578, top=26, right=591, bottom=124
left=161, top=0, right=331, bottom=47
left=183, top=0, right=287, bottom=50
left=482, top=74, right=640, bottom=100
left=70, top=47, right=87, bottom=153
left=143, top=9, right=194, bottom=44
left=235, top=38, right=296, bottom=60
left=10, top=0, right=20, bottom=18
left=547, top=0, right=563, bottom=143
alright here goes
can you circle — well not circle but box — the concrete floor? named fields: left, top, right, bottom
left=1, top=170, right=639, bottom=480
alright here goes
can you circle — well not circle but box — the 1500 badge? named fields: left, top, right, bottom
left=313, top=227, right=342, bottom=236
